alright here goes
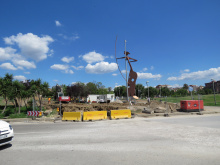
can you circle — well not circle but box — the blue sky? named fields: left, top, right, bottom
left=0, top=0, right=220, bottom=89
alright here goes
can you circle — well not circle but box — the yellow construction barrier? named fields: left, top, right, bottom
left=110, top=109, right=131, bottom=119
left=83, top=111, right=107, bottom=121
left=62, top=112, right=81, bottom=121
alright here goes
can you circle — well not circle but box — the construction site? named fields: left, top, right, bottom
left=42, top=99, right=182, bottom=119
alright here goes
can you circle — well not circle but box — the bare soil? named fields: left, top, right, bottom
left=43, top=99, right=181, bottom=115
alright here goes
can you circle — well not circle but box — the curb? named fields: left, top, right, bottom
left=2, top=117, right=62, bottom=123
left=2, top=111, right=220, bottom=123
left=137, top=110, right=220, bottom=118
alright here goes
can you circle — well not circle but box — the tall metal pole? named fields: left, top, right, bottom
left=146, top=81, right=149, bottom=99
left=125, top=40, right=129, bottom=102
left=211, top=79, right=216, bottom=105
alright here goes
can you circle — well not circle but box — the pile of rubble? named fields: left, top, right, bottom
left=42, top=99, right=180, bottom=116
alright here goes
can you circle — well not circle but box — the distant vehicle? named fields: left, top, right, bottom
left=57, top=92, right=70, bottom=102
left=0, top=120, right=14, bottom=147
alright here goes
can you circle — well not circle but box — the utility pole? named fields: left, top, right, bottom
left=146, top=81, right=149, bottom=99
left=211, top=79, right=217, bottom=105
left=125, top=40, right=129, bottom=102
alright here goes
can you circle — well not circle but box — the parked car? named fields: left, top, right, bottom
left=0, top=120, right=14, bottom=147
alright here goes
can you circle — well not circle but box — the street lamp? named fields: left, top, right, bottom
left=211, top=79, right=217, bottom=105
left=146, top=81, right=149, bottom=98
left=146, top=81, right=150, bottom=103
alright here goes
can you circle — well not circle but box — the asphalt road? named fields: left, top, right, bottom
left=1, top=114, right=220, bottom=165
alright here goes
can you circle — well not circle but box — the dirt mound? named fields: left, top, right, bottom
left=149, top=100, right=180, bottom=113
left=42, top=100, right=180, bottom=114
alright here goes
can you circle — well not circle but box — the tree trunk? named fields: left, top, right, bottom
left=24, top=99, right=28, bottom=110
left=38, top=94, right=42, bottom=111
left=13, top=99, right=17, bottom=114
left=2, top=97, right=8, bottom=114
left=18, top=97, right=21, bottom=114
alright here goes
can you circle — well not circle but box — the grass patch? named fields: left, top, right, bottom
left=0, top=113, right=5, bottom=119
left=49, top=109, right=59, bottom=116
left=154, top=94, right=220, bottom=106
left=8, top=113, right=27, bottom=119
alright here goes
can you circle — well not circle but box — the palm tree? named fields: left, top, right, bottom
left=0, top=73, right=13, bottom=114
left=31, top=79, right=49, bottom=111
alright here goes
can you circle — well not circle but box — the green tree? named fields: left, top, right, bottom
left=21, top=80, right=33, bottom=110
left=114, top=86, right=127, bottom=97
left=144, top=87, right=157, bottom=98
left=7, top=80, right=26, bottom=114
left=183, top=84, right=189, bottom=90
left=161, top=87, right=171, bottom=96
left=204, top=88, right=212, bottom=95
left=86, top=82, right=98, bottom=94
left=197, top=89, right=205, bottom=95
left=135, top=84, right=144, bottom=98
left=176, top=88, right=188, bottom=96
left=0, top=73, right=13, bottom=114
left=31, top=79, right=49, bottom=111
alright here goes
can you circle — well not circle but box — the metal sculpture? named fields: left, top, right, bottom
left=115, top=37, right=138, bottom=97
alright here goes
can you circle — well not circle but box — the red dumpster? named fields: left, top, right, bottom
left=180, top=100, right=204, bottom=111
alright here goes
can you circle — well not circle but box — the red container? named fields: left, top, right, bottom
left=180, top=100, right=204, bottom=111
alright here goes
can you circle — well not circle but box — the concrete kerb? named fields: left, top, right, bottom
left=2, top=117, right=62, bottom=123
left=2, top=108, right=220, bottom=123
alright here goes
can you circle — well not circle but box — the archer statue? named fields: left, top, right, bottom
left=116, top=51, right=138, bottom=97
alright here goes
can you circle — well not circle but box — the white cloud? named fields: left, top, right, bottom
left=14, top=75, right=26, bottom=81
left=137, top=72, right=162, bottom=80
left=0, top=47, right=17, bottom=61
left=184, top=69, right=190, bottom=72
left=82, top=51, right=105, bottom=64
left=150, top=66, right=154, bottom=70
left=50, top=64, right=74, bottom=74
left=167, top=67, right=220, bottom=81
left=50, top=64, right=69, bottom=70
left=48, top=49, right=54, bottom=57
left=143, top=68, right=148, bottom=71
left=61, top=56, right=74, bottom=63
left=71, top=65, right=84, bottom=70
left=12, top=59, right=36, bottom=69
left=121, top=70, right=126, bottom=74
left=58, top=34, right=79, bottom=41
left=4, top=33, right=54, bottom=61
left=0, top=63, right=17, bottom=70
left=55, top=20, right=62, bottom=26
left=112, top=73, right=117, bottom=76
left=66, top=70, right=74, bottom=74
left=85, top=62, right=118, bottom=74
left=170, top=84, right=182, bottom=88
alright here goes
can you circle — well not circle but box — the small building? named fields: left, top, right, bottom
left=205, top=80, right=220, bottom=93
left=87, top=94, right=115, bottom=103
left=156, top=85, right=171, bottom=89
left=189, top=85, right=198, bottom=92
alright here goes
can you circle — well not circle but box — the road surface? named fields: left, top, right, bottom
left=1, top=114, right=220, bottom=165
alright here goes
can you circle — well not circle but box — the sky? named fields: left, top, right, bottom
left=0, top=0, right=220, bottom=89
